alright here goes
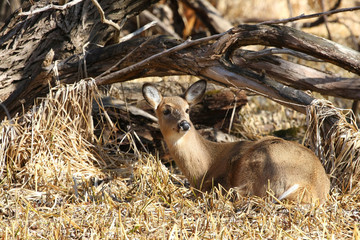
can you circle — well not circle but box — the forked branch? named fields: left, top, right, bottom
left=2, top=21, right=360, bottom=118
left=85, top=24, right=360, bottom=114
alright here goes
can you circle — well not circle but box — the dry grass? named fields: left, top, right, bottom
left=0, top=78, right=359, bottom=239
left=305, top=99, right=360, bottom=194
left=236, top=97, right=360, bottom=195
left=1, top=1, right=360, bottom=238
left=234, top=96, right=307, bottom=141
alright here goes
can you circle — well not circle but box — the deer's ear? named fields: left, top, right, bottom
left=142, top=83, right=162, bottom=109
left=184, top=80, right=207, bottom=105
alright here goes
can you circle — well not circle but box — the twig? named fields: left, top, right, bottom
left=259, top=6, right=360, bottom=25
left=286, top=0, right=293, bottom=18
left=19, top=0, right=84, bottom=16
left=336, top=19, right=359, bottom=51
left=286, top=0, right=295, bottom=28
left=141, top=10, right=181, bottom=39
left=320, top=0, right=332, bottom=40
left=120, top=21, right=157, bottom=43
left=302, top=0, right=341, bottom=28
left=96, top=37, right=153, bottom=79
left=90, top=0, right=121, bottom=32
left=242, top=48, right=323, bottom=62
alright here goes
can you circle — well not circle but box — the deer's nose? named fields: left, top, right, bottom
left=178, top=120, right=191, bottom=131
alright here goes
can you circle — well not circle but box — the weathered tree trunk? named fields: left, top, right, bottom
left=1, top=0, right=360, bottom=119
left=0, top=0, right=158, bottom=119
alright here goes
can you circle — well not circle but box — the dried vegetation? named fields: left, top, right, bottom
left=0, top=78, right=359, bottom=239
left=1, top=0, right=360, bottom=239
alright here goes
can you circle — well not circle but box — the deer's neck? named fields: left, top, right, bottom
left=164, top=129, right=220, bottom=188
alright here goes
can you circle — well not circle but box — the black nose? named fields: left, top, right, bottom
left=178, top=120, right=191, bottom=131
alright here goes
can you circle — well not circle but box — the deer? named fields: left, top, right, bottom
left=142, top=80, right=330, bottom=203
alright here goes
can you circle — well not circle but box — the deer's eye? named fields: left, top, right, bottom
left=185, top=108, right=189, bottom=114
left=163, top=109, right=171, bottom=115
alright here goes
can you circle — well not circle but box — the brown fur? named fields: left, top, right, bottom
left=143, top=81, right=330, bottom=203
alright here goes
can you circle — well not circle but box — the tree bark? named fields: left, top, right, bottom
left=1, top=1, right=360, bottom=119
left=0, top=0, right=159, bottom=119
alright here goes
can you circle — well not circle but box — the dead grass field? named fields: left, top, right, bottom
left=0, top=77, right=359, bottom=239
left=1, top=0, right=360, bottom=239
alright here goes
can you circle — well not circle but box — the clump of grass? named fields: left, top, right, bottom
left=305, top=99, right=360, bottom=194
left=235, top=95, right=307, bottom=140
left=0, top=79, right=104, bottom=191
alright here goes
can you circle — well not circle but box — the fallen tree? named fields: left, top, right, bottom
left=0, top=0, right=159, bottom=118
left=1, top=1, right=360, bottom=119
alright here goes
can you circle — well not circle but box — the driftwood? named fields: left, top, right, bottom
left=1, top=0, right=360, bottom=120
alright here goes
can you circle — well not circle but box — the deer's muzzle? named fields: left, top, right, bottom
left=178, top=120, right=191, bottom=131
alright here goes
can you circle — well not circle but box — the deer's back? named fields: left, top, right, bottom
left=228, top=137, right=329, bottom=202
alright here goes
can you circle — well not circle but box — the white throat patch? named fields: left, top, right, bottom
left=171, top=130, right=189, bottom=146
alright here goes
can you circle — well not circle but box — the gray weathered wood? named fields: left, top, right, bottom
left=0, top=0, right=159, bottom=119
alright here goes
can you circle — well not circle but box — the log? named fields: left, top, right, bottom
left=1, top=0, right=360, bottom=119
left=232, top=51, right=360, bottom=100
left=0, top=0, right=159, bottom=119
left=89, top=25, right=360, bottom=113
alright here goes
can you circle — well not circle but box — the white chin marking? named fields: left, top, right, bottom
left=172, top=131, right=188, bottom=146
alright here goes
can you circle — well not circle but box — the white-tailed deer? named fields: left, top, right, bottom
left=142, top=80, right=330, bottom=203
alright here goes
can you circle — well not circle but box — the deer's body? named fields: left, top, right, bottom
left=143, top=80, right=330, bottom=203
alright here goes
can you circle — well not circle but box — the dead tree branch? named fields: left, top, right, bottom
left=213, top=25, right=360, bottom=75
left=51, top=25, right=360, bottom=115
left=95, top=33, right=226, bottom=85
left=259, top=5, right=360, bottom=25
left=0, top=0, right=159, bottom=119
left=18, top=0, right=85, bottom=16
left=91, top=0, right=122, bottom=32
left=301, top=0, right=342, bottom=28
left=1, top=0, right=360, bottom=120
